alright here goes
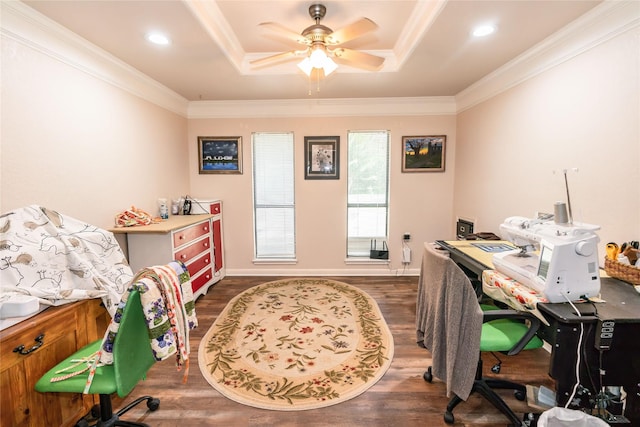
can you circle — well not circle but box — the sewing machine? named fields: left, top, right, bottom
left=492, top=215, right=601, bottom=303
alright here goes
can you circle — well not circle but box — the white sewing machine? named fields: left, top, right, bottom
left=492, top=215, right=601, bottom=303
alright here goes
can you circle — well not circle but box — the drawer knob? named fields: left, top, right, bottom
left=204, top=227, right=209, bottom=232
left=204, top=242, right=209, bottom=247
left=181, top=254, right=187, bottom=259
left=179, top=235, right=184, bottom=240
left=13, top=334, right=45, bottom=355
left=205, top=259, right=210, bottom=264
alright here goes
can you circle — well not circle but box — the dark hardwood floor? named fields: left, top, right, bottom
left=114, top=276, right=555, bottom=426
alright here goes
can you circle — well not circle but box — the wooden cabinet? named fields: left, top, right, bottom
left=0, top=299, right=109, bottom=427
left=114, top=202, right=225, bottom=299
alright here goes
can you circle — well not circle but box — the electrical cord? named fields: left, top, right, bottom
left=563, top=294, right=584, bottom=409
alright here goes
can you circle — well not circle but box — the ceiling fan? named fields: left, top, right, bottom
left=250, top=3, right=385, bottom=76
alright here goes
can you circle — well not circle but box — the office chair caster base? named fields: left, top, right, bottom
left=444, top=411, right=455, bottom=424
left=514, top=389, right=526, bottom=401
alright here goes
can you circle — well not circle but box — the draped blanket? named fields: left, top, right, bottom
left=0, top=205, right=132, bottom=315
left=84, top=261, right=198, bottom=393
left=416, top=243, right=482, bottom=401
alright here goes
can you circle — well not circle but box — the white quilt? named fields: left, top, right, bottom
left=0, top=205, right=132, bottom=315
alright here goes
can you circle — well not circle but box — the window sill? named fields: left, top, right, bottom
left=253, top=258, right=298, bottom=265
left=344, top=258, right=390, bottom=265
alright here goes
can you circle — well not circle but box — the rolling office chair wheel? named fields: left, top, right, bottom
left=90, top=404, right=100, bottom=419
left=444, top=411, right=455, bottom=424
left=491, top=363, right=501, bottom=374
left=423, top=367, right=433, bottom=383
left=514, top=389, right=526, bottom=401
left=74, top=420, right=89, bottom=427
left=147, top=397, right=160, bottom=411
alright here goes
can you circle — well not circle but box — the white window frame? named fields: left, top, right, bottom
left=252, top=132, right=296, bottom=261
left=346, top=130, right=390, bottom=259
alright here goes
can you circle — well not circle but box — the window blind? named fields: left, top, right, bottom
left=252, top=132, right=295, bottom=258
left=347, top=131, right=390, bottom=257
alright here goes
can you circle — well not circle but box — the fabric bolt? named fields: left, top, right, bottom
left=482, top=269, right=550, bottom=326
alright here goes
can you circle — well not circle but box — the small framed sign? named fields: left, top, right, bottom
left=198, top=136, right=242, bottom=174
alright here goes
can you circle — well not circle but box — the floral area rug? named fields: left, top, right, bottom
left=198, top=278, right=394, bottom=410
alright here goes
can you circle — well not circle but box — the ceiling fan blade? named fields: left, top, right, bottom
left=258, top=22, right=310, bottom=46
left=331, top=48, right=385, bottom=71
left=325, top=18, right=378, bottom=45
left=250, top=50, right=305, bottom=67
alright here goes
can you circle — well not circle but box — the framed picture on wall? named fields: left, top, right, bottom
left=304, top=136, right=340, bottom=180
left=198, top=136, right=242, bottom=174
left=401, top=135, right=446, bottom=172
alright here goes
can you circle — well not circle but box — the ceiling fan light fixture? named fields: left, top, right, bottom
left=298, top=45, right=338, bottom=76
left=322, top=57, right=338, bottom=75
left=309, top=46, right=328, bottom=68
left=297, top=57, right=314, bottom=75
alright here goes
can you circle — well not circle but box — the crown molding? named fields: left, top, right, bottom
left=393, top=0, right=447, bottom=69
left=456, top=0, right=640, bottom=112
left=1, top=0, right=189, bottom=116
left=188, top=96, right=457, bottom=119
left=4, top=0, right=637, bottom=119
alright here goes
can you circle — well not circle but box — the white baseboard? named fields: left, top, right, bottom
left=225, top=268, right=420, bottom=277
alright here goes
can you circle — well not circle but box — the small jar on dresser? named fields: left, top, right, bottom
left=111, top=200, right=225, bottom=299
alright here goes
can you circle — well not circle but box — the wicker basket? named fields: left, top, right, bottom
left=604, top=257, right=640, bottom=285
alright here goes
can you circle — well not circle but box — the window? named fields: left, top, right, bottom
left=252, top=132, right=295, bottom=259
left=347, top=131, right=390, bottom=257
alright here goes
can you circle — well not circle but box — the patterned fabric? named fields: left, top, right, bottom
left=482, top=270, right=549, bottom=325
left=0, top=205, right=132, bottom=315
left=83, top=261, right=197, bottom=393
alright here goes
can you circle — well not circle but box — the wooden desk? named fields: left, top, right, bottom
left=0, top=299, right=109, bottom=426
left=435, top=240, right=640, bottom=425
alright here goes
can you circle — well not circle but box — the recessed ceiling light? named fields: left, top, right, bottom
left=146, top=32, right=170, bottom=45
left=472, top=25, right=496, bottom=37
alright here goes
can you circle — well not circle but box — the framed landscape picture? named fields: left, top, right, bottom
left=402, top=135, right=446, bottom=172
left=198, top=136, right=242, bottom=174
left=304, top=136, right=340, bottom=180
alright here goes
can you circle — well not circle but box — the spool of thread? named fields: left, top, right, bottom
left=554, top=201, right=569, bottom=224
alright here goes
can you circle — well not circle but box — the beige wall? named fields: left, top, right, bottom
left=1, top=30, right=189, bottom=230
left=454, top=27, right=640, bottom=262
left=2, top=2, right=637, bottom=276
left=188, top=115, right=457, bottom=275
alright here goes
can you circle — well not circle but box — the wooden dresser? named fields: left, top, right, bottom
left=0, top=299, right=110, bottom=427
left=111, top=202, right=225, bottom=299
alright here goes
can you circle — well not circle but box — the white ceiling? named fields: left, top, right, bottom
left=22, top=0, right=602, bottom=102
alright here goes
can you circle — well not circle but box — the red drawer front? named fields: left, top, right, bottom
left=192, top=267, right=213, bottom=293
left=209, top=202, right=221, bottom=215
left=174, top=237, right=210, bottom=263
left=173, top=221, right=210, bottom=248
left=187, top=252, right=211, bottom=276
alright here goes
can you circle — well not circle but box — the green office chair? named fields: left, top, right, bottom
left=424, top=304, right=543, bottom=425
left=35, top=290, right=159, bottom=427
left=418, top=244, right=543, bottom=426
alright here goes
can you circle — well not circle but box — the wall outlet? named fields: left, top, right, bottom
left=402, top=247, right=411, bottom=264
left=403, top=233, right=411, bottom=241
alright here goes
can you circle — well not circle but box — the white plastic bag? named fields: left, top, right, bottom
left=537, top=407, right=608, bottom=427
